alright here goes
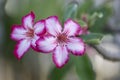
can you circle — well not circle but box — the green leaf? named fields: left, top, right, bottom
left=78, top=20, right=88, bottom=28
left=90, top=12, right=103, bottom=20
left=89, top=5, right=112, bottom=33
left=75, top=54, right=95, bottom=80
left=88, top=12, right=103, bottom=27
left=77, top=0, right=94, bottom=16
left=63, top=2, right=78, bottom=22
left=80, top=33, right=103, bottom=44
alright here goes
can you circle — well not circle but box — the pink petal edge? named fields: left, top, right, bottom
left=52, top=46, right=69, bottom=68
left=35, top=38, right=49, bottom=53
left=11, top=25, right=26, bottom=41
left=67, top=37, right=85, bottom=56
left=14, top=40, right=31, bottom=60
left=31, top=36, right=40, bottom=52
left=34, top=19, right=46, bottom=35
left=53, top=55, right=69, bottom=68
left=36, top=36, right=57, bottom=53
left=63, top=19, right=81, bottom=36
left=45, top=16, right=62, bottom=36
left=22, top=11, right=35, bottom=29
left=31, top=45, right=40, bottom=52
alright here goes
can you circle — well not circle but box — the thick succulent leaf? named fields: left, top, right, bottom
left=63, top=2, right=78, bottom=22
left=80, top=33, right=104, bottom=44
left=75, top=54, right=95, bottom=80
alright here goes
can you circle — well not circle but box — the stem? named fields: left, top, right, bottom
left=91, top=45, right=120, bottom=61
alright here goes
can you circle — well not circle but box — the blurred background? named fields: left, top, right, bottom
left=0, top=0, right=120, bottom=80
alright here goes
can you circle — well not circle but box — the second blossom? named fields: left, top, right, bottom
left=36, top=16, right=85, bottom=68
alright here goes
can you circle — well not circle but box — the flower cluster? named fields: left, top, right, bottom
left=11, top=12, right=85, bottom=68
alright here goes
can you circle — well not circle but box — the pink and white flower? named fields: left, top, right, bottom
left=11, top=12, right=45, bottom=60
left=36, top=16, right=85, bottom=68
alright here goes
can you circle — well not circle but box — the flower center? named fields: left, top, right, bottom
left=26, top=28, right=34, bottom=38
left=57, top=33, right=68, bottom=43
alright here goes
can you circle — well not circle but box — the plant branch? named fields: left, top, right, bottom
left=91, top=45, right=120, bottom=61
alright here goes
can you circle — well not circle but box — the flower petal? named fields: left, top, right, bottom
left=67, top=37, right=85, bottom=56
left=46, top=16, right=62, bottom=36
left=11, top=25, right=27, bottom=41
left=53, top=46, right=69, bottom=68
left=63, top=19, right=80, bottom=36
left=36, top=36, right=57, bottom=53
left=31, top=35, right=39, bottom=51
left=34, top=20, right=46, bottom=35
left=22, top=11, right=35, bottom=29
left=79, top=27, right=89, bottom=35
left=14, top=39, right=31, bottom=60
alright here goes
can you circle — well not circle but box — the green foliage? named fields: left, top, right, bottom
left=80, top=33, right=104, bottom=45
left=75, top=54, right=95, bottom=80
left=78, top=20, right=87, bottom=27
left=89, top=5, right=112, bottom=33
left=29, top=0, right=63, bottom=20
left=76, top=0, right=112, bottom=33
left=63, top=2, right=78, bottom=22
left=88, top=12, right=103, bottom=27
left=78, top=0, right=94, bottom=15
